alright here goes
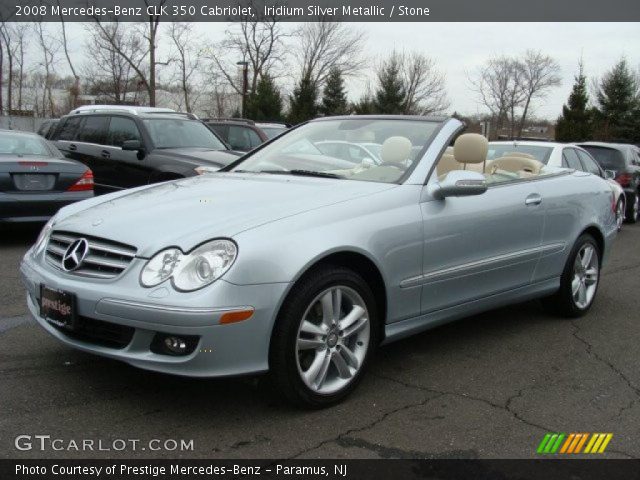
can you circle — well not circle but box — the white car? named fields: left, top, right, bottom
left=488, top=141, right=626, bottom=231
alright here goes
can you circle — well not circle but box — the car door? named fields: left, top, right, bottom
left=72, top=115, right=110, bottom=185
left=53, top=116, right=84, bottom=164
left=419, top=176, right=545, bottom=314
left=101, top=116, right=149, bottom=190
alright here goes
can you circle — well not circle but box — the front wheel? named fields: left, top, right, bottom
left=268, top=265, right=378, bottom=408
left=625, top=193, right=638, bottom=224
left=542, top=234, right=601, bottom=318
left=615, top=198, right=625, bottom=231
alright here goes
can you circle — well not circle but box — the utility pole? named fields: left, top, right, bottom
left=237, top=61, right=249, bottom=118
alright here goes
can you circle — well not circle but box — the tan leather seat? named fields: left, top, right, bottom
left=436, top=153, right=459, bottom=177
left=505, top=151, right=535, bottom=159
left=487, top=156, right=544, bottom=176
left=454, top=133, right=488, bottom=172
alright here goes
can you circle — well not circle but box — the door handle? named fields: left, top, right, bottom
left=68, top=144, right=77, bottom=151
left=101, top=150, right=111, bottom=159
left=525, top=194, right=543, bottom=206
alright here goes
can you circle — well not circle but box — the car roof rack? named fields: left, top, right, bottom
left=68, top=105, right=199, bottom=120
left=202, top=118, right=256, bottom=125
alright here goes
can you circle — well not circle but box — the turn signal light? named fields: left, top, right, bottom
left=67, top=169, right=94, bottom=191
left=219, top=309, right=254, bottom=324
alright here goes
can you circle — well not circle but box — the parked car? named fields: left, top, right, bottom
left=50, top=106, right=240, bottom=194
left=205, top=118, right=268, bottom=152
left=21, top=116, right=617, bottom=407
left=487, top=141, right=627, bottom=229
left=0, top=130, right=93, bottom=224
left=255, top=122, right=289, bottom=140
left=576, top=142, right=640, bottom=224
left=36, top=119, right=59, bottom=140
left=315, top=140, right=382, bottom=165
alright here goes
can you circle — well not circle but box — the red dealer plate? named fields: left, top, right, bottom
left=40, top=285, right=76, bottom=330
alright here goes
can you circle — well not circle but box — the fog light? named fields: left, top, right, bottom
left=150, top=333, right=200, bottom=356
left=165, top=336, right=186, bottom=353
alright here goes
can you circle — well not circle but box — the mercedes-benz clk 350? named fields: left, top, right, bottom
left=21, top=116, right=617, bottom=407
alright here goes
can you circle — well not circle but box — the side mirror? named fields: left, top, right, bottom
left=432, top=170, right=487, bottom=200
left=122, top=139, right=142, bottom=151
left=604, top=169, right=616, bottom=180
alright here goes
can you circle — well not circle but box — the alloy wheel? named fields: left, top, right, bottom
left=571, top=244, right=599, bottom=310
left=295, top=286, right=370, bottom=395
left=616, top=200, right=625, bottom=230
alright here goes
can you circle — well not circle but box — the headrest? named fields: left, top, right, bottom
left=488, top=156, right=544, bottom=175
left=505, top=151, right=535, bottom=159
left=454, top=133, right=488, bottom=164
left=346, top=130, right=376, bottom=143
left=381, top=136, right=412, bottom=164
left=436, top=153, right=459, bottom=176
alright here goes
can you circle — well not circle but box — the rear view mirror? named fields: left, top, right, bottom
left=604, top=169, right=616, bottom=180
left=122, top=139, right=142, bottom=151
left=433, top=170, right=487, bottom=199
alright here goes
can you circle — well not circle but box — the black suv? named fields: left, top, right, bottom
left=204, top=118, right=268, bottom=152
left=50, top=106, right=240, bottom=194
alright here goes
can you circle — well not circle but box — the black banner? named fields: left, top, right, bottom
left=0, top=0, right=639, bottom=22
left=3, top=459, right=640, bottom=480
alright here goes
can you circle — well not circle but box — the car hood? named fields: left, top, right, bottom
left=54, top=173, right=395, bottom=257
left=155, top=148, right=241, bottom=167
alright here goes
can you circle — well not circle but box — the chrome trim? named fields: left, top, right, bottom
left=400, top=243, right=566, bottom=288
left=100, top=298, right=254, bottom=314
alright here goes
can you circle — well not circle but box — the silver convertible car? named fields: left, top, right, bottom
left=21, top=116, right=617, bottom=407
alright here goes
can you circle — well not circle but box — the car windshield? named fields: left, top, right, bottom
left=487, top=144, right=553, bottom=163
left=143, top=118, right=226, bottom=150
left=580, top=146, right=626, bottom=170
left=0, top=132, right=55, bottom=156
left=231, top=118, right=441, bottom=183
left=260, top=126, right=287, bottom=139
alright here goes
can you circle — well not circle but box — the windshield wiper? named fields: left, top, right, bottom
left=259, top=169, right=344, bottom=179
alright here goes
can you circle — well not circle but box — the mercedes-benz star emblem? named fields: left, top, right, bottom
left=62, top=238, right=90, bottom=271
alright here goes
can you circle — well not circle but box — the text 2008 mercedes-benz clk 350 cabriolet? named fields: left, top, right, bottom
left=21, top=116, right=617, bottom=407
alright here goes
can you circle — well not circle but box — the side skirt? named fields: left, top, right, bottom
left=382, top=277, right=560, bottom=345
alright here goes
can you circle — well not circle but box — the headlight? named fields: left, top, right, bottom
left=194, top=166, right=219, bottom=175
left=33, top=217, right=56, bottom=255
left=140, top=239, right=237, bottom=292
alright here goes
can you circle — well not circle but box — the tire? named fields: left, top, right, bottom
left=268, top=265, right=379, bottom=408
left=616, top=198, right=625, bottom=231
left=542, top=234, right=601, bottom=318
left=625, top=193, right=638, bottom=224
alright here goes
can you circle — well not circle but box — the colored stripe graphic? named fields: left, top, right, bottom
left=538, top=433, right=613, bottom=454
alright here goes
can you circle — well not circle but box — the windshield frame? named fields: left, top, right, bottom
left=220, top=115, right=447, bottom=185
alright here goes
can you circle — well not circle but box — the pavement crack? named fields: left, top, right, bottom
left=289, top=391, right=445, bottom=459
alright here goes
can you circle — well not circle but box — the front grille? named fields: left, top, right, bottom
left=45, top=231, right=137, bottom=279
left=52, top=316, right=135, bottom=349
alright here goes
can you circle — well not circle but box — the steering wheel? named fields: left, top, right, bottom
left=380, top=162, right=408, bottom=170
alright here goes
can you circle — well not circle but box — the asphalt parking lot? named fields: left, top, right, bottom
left=1, top=224, right=639, bottom=460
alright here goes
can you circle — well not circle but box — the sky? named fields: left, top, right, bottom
left=39, top=22, right=640, bottom=119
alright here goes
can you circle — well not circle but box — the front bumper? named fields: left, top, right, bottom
left=20, top=250, right=289, bottom=377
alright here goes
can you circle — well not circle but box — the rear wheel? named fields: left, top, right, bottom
left=625, top=193, right=638, bottom=223
left=542, top=234, right=601, bottom=318
left=268, top=265, right=378, bottom=408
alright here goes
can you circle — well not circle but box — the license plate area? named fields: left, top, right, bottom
left=12, top=174, right=56, bottom=191
left=39, top=285, right=76, bottom=330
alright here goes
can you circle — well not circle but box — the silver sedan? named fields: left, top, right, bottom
left=20, top=116, right=617, bottom=407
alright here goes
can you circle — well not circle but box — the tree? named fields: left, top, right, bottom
left=556, top=62, right=593, bottom=142
left=320, top=67, right=349, bottom=116
left=210, top=1, right=289, bottom=97
left=246, top=74, right=283, bottom=121
left=167, top=22, right=203, bottom=113
left=33, top=21, right=58, bottom=116
left=401, top=51, right=449, bottom=115
left=373, top=53, right=406, bottom=114
left=288, top=76, right=318, bottom=124
left=593, top=58, right=640, bottom=142
left=517, top=50, right=561, bottom=137
left=296, top=21, right=366, bottom=90
left=56, top=1, right=80, bottom=109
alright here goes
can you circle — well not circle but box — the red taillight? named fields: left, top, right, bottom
left=615, top=173, right=632, bottom=187
left=67, top=169, right=94, bottom=192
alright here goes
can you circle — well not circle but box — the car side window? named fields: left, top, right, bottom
left=76, top=116, right=109, bottom=144
left=106, top=117, right=142, bottom=147
left=576, top=150, right=603, bottom=176
left=209, top=124, right=228, bottom=142
left=562, top=148, right=583, bottom=170
left=247, top=128, right=262, bottom=148
left=56, top=117, right=83, bottom=141
left=228, top=126, right=253, bottom=150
